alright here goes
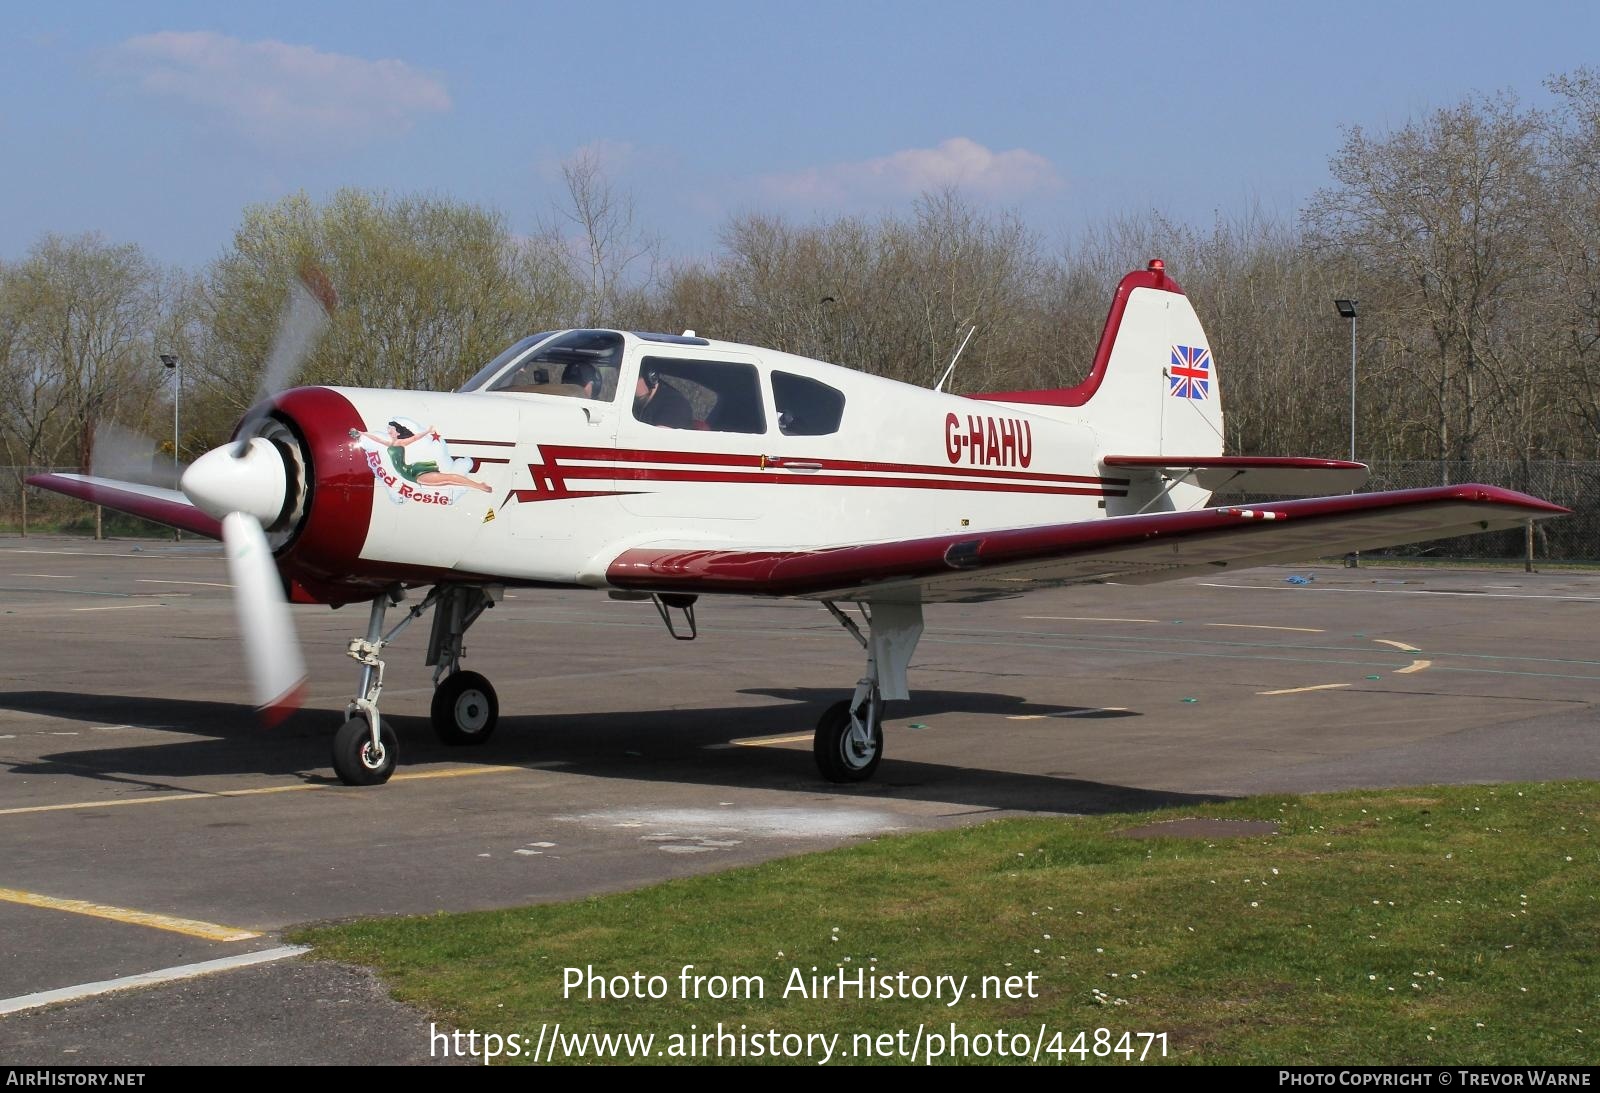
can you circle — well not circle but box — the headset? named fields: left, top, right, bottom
left=562, top=361, right=600, bottom=393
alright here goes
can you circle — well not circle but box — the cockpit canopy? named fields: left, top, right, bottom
left=458, top=329, right=848, bottom=437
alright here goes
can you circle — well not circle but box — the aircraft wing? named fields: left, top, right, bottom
left=24, top=473, right=223, bottom=540
left=606, top=485, right=1568, bottom=604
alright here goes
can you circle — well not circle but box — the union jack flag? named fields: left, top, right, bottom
left=1169, top=345, right=1211, bottom=400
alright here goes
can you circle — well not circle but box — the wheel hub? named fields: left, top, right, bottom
left=455, top=691, right=489, bottom=731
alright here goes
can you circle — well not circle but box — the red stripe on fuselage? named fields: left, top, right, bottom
left=539, top=445, right=1128, bottom=488
left=601, top=466, right=1122, bottom=497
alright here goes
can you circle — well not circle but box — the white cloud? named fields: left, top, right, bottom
left=109, top=31, right=450, bottom=146
left=761, top=138, right=1061, bottom=203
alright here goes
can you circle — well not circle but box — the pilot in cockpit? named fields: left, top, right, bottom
left=562, top=361, right=601, bottom=399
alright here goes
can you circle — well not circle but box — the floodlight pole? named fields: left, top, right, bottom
left=162, top=354, right=180, bottom=541
left=1348, top=311, right=1356, bottom=463
left=1334, top=300, right=1358, bottom=567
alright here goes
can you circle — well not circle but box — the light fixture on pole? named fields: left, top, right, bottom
left=1333, top=299, right=1358, bottom=567
left=161, top=354, right=180, bottom=541
left=1333, top=299, right=1357, bottom=462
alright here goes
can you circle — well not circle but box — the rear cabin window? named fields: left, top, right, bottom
left=634, top=357, right=766, bottom=434
left=772, top=371, right=846, bottom=435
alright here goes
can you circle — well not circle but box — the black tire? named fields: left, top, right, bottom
left=333, top=716, right=397, bottom=786
left=430, top=670, right=499, bottom=746
left=813, top=697, right=883, bottom=783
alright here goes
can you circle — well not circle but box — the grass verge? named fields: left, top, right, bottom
left=297, top=782, right=1597, bottom=1065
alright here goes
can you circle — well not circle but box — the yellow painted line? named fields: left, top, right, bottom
left=390, top=765, right=518, bottom=781
left=1007, top=707, right=1131, bottom=720
left=0, top=887, right=259, bottom=942
left=1374, top=639, right=1422, bottom=653
left=0, top=765, right=520, bottom=817
left=1256, top=683, right=1353, bottom=696
left=70, top=603, right=167, bottom=612
left=1206, top=623, right=1324, bottom=633
left=1024, top=616, right=1159, bottom=624
left=1397, top=659, right=1433, bottom=675
left=723, top=732, right=814, bottom=749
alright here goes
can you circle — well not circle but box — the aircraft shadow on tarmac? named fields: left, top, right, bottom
left=0, top=688, right=1216, bottom=816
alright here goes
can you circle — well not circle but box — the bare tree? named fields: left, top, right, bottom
left=1304, top=95, right=1546, bottom=464
left=548, top=149, right=659, bottom=324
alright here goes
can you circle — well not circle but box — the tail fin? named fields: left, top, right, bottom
left=974, top=259, right=1224, bottom=462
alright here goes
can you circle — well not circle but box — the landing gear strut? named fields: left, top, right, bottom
left=425, top=586, right=500, bottom=745
left=814, top=600, right=923, bottom=784
left=331, top=583, right=501, bottom=786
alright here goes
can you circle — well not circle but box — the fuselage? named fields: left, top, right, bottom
left=258, top=328, right=1204, bottom=604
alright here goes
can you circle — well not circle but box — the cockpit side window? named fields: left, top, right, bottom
left=772, top=371, right=846, bottom=435
left=486, top=331, right=625, bottom=401
left=633, top=357, right=766, bottom=434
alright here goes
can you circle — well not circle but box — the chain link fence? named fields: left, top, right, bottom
left=1357, top=460, right=1598, bottom=563
left=5, top=460, right=1599, bottom=560
left=1, top=466, right=180, bottom=538
left=1214, top=460, right=1600, bottom=563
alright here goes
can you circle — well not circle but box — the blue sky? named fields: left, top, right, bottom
left=4, top=1, right=1597, bottom=271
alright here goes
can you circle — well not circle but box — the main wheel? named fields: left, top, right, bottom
left=813, top=697, right=883, bottom=783
left=430, top=670, right=499, bottom=746
left=333, top=716, right=397, bottom=786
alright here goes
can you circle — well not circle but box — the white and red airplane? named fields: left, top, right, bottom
left=29, top=260, right=1567, bottom=787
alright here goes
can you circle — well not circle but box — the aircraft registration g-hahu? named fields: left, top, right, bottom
left=29, top=260, right=1567, bottom=787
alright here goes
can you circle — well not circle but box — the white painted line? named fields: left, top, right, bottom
left=1374, top=639, right=1422, bottom=653
left=2, top=549, right=198, bottom=559
left=17, top=574, right=74, bottom=578
left=1025, top=616, right=1159, bottom=624
left=137, top=579, right=232, bottom=589
left=1206, top=623, right=1325, bottom=633
left=0, top=765, right=523, bottom=816
left=0, top=946, right=308, bottom=1016
left=70, top=603, right=166, bottom=612
left=1257, top=683, right=1353, bottom=696
left=1201, top=581, right=1600, bottom=604
left=1397, top=659, right=1433, bottom=675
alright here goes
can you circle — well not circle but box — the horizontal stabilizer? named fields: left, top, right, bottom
left=1103, top=455, right=1369, bottom=495
left=25, top=473, right=223, bottom=539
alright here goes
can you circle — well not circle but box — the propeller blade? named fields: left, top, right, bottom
left=234, top=271, right=335, bottom=455
left=222, top=511, right=307, bottom=727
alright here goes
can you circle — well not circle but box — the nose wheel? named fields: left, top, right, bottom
left=333, top=715, right=397, bottom=786
left=431, top=670, right=499, bottom=746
